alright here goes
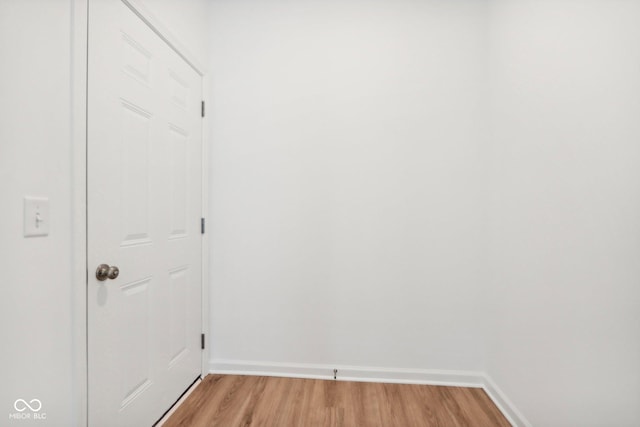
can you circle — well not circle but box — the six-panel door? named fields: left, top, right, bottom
left=88, top=1, right=203, bottom=425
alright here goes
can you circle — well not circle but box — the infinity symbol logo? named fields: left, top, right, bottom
left=14, top=399, right=42, bottom=412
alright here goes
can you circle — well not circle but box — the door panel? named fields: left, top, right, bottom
left=88, top=1, right=202, bottom=425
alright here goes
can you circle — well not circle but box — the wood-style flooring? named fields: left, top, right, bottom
left=162, top=374, right=511, bottom=427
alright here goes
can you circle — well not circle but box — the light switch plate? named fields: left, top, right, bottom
left=24, top=196, right=49, bottom=237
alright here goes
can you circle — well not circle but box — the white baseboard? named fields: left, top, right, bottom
left=209, top=359, right=530, bottom=427
left=210, top=359, right=485, bottom=387
left=481, top=374, right=532, bottom=427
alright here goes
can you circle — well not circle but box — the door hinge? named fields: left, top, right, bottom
left=201, top=100, right=205, bottom=118
left=201, top=217, right=205, bottom=234
left=201, top=333, right=205, bottom=350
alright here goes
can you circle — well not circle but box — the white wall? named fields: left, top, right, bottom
left=486, top=1, right=640, bottom=426
left=0, top=1, right=75, bottom=425
left=209, top=1, right=640, bottom=425
left=208, top=0, right=489, bottom=371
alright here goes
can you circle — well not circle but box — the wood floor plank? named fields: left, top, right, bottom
left=425, top=384, right=468, bottom=427
left=466, top=387, right=511, bottom=427
left=162, top=375, right=511, bottom=427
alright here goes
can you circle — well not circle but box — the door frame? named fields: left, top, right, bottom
left=71, top=1, right=210, bottom=425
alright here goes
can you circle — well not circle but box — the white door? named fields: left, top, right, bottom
left=87, top=1, right=203, bottom=426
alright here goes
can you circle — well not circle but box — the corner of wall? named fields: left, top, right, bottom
left=482, top=374, right=532, bottom=427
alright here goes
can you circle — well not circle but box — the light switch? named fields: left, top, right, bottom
left=24, top=197, right=49, bottom=237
